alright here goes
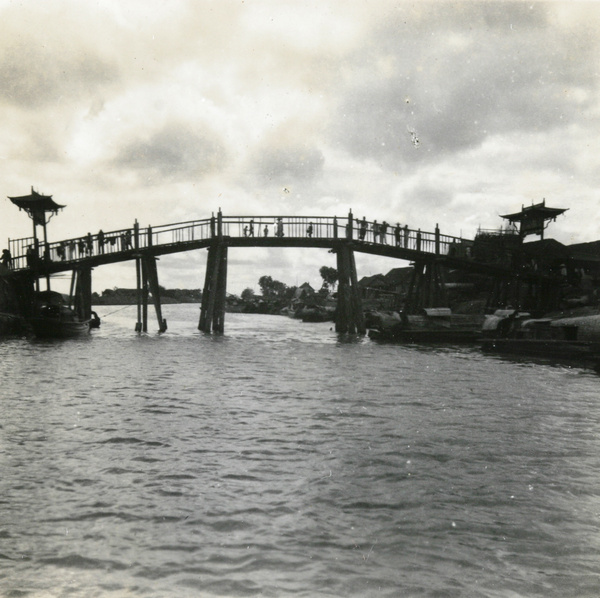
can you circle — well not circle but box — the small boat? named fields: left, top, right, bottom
left=301, top=305, right=335, bottom=322
left=480, top=309, right=600, bottom=367
left=30, top=290, right=91, bottom=338
left=367, top=308, right=484, bottom=343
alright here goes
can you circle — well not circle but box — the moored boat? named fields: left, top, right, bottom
left=480, top=309, right=600, bottom=367
left=30, top=290, right=91, bottom=338
left=301, top=305, right=335, bottom=322
left=367, top=307, right=484, bottom=343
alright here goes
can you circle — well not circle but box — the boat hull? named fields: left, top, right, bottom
left=481, top=338, right=600, bottom=362
left=369, top=328, right=480, bottom=343
left=30, top=317, right=90, bottom=338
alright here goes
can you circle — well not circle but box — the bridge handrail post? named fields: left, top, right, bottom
left=217, top=209, right=223, bottom=238
left=435, top=224, right=440, bottom=255
left=134, top=220, right=140, bottom=249
left=333, top=216, right=338, bottom=239
left=347, top=210, right=353, bottom=240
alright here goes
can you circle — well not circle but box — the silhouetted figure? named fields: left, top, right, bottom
left=358, top=217, right=367, bottom=241
left=276, top=218, right=284, bottom=237
left=86, top=233, right=93, bottom=255
left=394, top=223, right=401, bottom=247
left=26, top=245, right=36, bottom=267
left=380, top=221, right=388, bottom=244
left=98, top=230, right=105, bottom=254
left=372, top=220, right=379, bottom=243
left=307, top=222, right=314, bottom=237
left=1, top=248, right=12, bottom=269
left=249, top=219, right=255, bottom=237
left=264, top=225, right=269, bottom=237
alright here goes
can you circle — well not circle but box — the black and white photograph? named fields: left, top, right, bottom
left=1, top=1, right=599, bottom=596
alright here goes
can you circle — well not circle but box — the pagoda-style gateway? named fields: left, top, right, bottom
left=500, top=199, right=568, bottom=240
left=8, top=187, right=65, bottom=290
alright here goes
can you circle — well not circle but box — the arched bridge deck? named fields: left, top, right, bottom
left=8, top=211, right=481, bottom=275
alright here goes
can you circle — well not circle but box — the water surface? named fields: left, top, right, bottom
left=1, top=306, right=599, bottom=597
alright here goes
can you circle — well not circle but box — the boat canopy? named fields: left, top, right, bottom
left=8, top=187, right=65, bottom=226
left=423, top=308, right=452, bottom=317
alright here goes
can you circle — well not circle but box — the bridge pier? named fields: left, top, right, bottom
left=198, top=241, right=228, bottom=333
left=70, top=266, right=93, bottom=321
left=143, top=256, right=168, bottom=332
left=404, top=259, right=448, bottom=314
left=134, top=254, right=167, bottom=332
left=335, top=244, right=365, bottom=334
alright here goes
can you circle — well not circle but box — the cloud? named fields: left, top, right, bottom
left=111, top=121, right=229, bottom=181
left=251, top=142, right=325, bottom=185
left=330, top=2, right=599, bottom=171
left=0, top=5, right=121, bottom=109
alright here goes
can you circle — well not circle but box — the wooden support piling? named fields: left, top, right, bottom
left=142, top=255, right=167, bottom=332
left=72, top=266, right=93, bottom=321
left=348, top=247, right=366, bottom=334
left=198, top=241, right=228, bottom=333
left=141, top=258, right=149, bottom=332
left=335, top=244, right=365, bottom=334
left=335, top=247, right=350, bottom=332
left=213, top=244, right=228, bottom=333
left=135, top=256, right=143, bottom=332
left=404, top=260, right=449, bottom=314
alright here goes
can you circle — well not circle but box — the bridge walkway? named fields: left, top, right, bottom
left=6, top=211, right=478, bottom=276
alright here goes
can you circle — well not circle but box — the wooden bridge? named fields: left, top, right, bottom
left=5, top=210, right=528, bottom=334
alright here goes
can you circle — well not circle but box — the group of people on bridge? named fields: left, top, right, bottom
left=243, top=218, right=287, bottom=238
left=356, top=217, right=413, bottom=247
left=18, top=228, right=135, bottom=269
left=238, top=216, right=419, bottom=249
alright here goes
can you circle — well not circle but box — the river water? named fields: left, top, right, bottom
left=1, top=305, right=599, bottom=598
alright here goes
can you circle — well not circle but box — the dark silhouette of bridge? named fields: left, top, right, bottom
left=5, top=210, right=530, bottom=334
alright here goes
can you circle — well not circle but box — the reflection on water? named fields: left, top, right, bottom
left=1, top=306, right=599, bottom=597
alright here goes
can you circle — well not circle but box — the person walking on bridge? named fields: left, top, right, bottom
left=276, top=218, right=284, bottom=238
left=1, top=248, right=12, bottom=269
left=263, top=224, right=269, bottom=237
left=394, top=223, right=401, bottom=247
left=380, top=221, right=388, bottom=244
left=98, top=230, right=105, bottom=254
left=249, top=219, right=255, bottom=237
left=372, top=220, right=379, bottom=243
left=307, top=222, right=314, bottom=238
left=358, top=217, right=367, bottom=241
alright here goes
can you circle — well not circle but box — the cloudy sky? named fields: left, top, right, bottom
left=1, top=0, right=599, bottom=294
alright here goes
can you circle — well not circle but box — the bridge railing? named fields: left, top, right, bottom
left=6, top=211, right=470, bottom=272
left=7, top=218, right=215, bottom=270
left=142, top=218, right=213, bottom=248
left=221, top=216, right=337, bottom=239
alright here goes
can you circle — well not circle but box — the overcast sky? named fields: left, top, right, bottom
left=1, top=0, right=599, bottom=294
